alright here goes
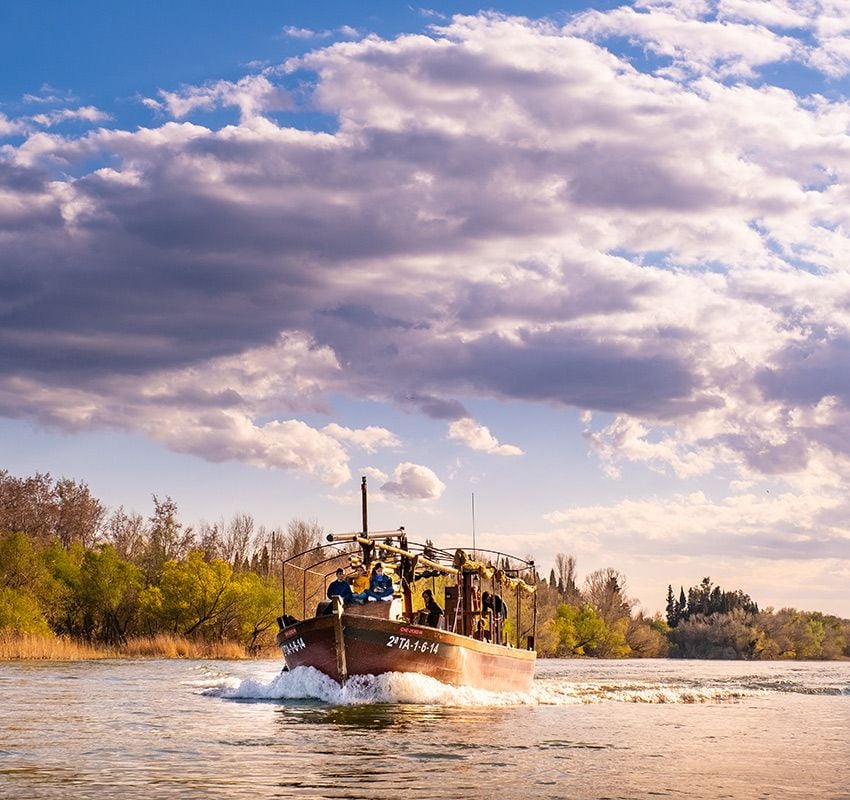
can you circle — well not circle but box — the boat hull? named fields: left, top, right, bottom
left=276, top=611, right=536, bottom=692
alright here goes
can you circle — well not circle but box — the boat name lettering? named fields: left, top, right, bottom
left=282, top=637, right=306, bottom=656
left=386, top=635, right=439, bottom=654
left=399, top=626, right=423, bottom=635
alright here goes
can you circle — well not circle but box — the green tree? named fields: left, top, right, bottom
left=666, top=584, right=678, bottom=627
left=0, top=587, right=52, bottom=635
left=0, top=532, right=47, bottom=591
left=40, top=539, right=85, bottom=635
left=77, top=545, right=143, bottom=643
left=144, top=551, right=236, bottom=638
left=229, top=571, right=280, bottom=652
left=550, top=603, right=611, bottom=656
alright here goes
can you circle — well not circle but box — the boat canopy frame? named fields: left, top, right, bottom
left=280, top=529, right=538, bottom=650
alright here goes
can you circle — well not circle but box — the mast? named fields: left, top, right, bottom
left=471, top=491, right=476, bottom=553
left=361, top=476, right=368, bottom=535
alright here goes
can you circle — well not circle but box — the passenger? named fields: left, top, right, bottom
left=327, top=568, right=354, bottom=604
left=416, top=588, right=443, bottom=627
left=353, top=562, right=394, bottom=602
left=351, top=565, right=369, bottom=594
left=482, top=591, right=507, bottom=619
left=482, top=591, right=507, bottom=642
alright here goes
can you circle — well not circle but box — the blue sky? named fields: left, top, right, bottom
left=2, top=0, right=850, bottom=617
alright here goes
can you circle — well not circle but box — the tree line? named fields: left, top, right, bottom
left=1, top=468, right=848, bottom=659
left=664, top=577, right=849, bottom=659
left=0, top=469, right=323, bottom=652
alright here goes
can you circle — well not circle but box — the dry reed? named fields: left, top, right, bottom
left=0, top=633, right=112, bottom=660
left=0, top=633, right=259, bottom=661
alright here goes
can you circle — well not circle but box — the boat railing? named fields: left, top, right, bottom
left=281, top=540, right=360, bottom=619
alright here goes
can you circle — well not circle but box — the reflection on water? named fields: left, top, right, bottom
left=0, top=659, right=848, bottom=800
left=279, top=700, right=505, bottom=731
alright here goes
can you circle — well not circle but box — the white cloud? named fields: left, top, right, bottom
left=282, top=26, right=324, bottom=39
left=144, top=75, right=291, bottom=121
left=323, top=422, right=401, bottom=452
left=447, top=418, right=523, bottom=456
left=30, top=106, right=111, bottom=127
left=568, top=5, right=801, bottom=78
left=381, top=462, right=446, bottom=500
left=0, top=113, right=27, bottom=137
left=22, top=84, right=77, bottom=104
left=362, top=466, right=389, bottom=483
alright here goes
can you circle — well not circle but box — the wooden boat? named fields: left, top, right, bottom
left=275, top=478, right=538, bottom=691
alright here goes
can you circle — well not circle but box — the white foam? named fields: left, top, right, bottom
left=203, top=667, right=756, bottom=707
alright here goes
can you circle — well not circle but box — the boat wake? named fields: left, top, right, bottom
left=199, top=665, right=824, bottom=706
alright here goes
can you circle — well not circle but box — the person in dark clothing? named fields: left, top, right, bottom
left=417, top=588, right=443, bottom=627
left=482, top=591, right=507, bottom=642
left=482, top=591, right=508, bottom=619
left=353, top=562, right=394, bottom=602
left=327, top=568, right=354, bottom=604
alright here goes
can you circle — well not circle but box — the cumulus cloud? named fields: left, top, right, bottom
left=3, top=8, right=850, bottom=575
left=381, top=462, right=447, bottom=499
left=0, top=333, right=395, bottom=486
left=542, top=473, right=850, bottom=611
left=322, top=423, right=401, bottom=452
left=448, top=418, right=523, bottom=455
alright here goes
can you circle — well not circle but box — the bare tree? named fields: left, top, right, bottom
left=104, top=506, right=149, bottom=563
left=222, top=513, right=254, bottom=568
left=583, top=567, right=633, bottom=626
left=55, top=478, right=105, bottom=548
left=0, top=470, right=58, bottom=542
left=285, top=518, right=324, bottom=559
left=197, top=520, right=224, bottom=561
left=554, top=552, right=580, bottom=603
left=143, top=495, right=195, bottom=575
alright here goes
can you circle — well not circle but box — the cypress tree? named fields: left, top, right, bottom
left=666, top=584, right=678, bottom=627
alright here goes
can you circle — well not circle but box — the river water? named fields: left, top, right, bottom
left=1, top=658, right=848, bottom=799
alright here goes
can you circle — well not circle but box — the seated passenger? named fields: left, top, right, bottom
left=416, top=588, right=443, bottom=627
left=327, top=568, right=354, bottom=604
left=351, top=565, right=369, bottom=594
left=353, top=562, right=394, bottom=602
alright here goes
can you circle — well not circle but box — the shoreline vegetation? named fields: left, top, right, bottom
left=0, top=632, right=278, bottom=661
left=2, top=468, right=849, bottom=662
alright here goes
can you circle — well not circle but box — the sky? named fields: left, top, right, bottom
left=2, top=0, right=850, bottom=618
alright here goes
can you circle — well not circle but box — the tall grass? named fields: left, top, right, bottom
left=0, top=632, right=273, bottom=660
left=0, top=633, right=110, bottom=660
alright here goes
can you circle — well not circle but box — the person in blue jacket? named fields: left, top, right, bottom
left=353, top=562, right=394, bottom=602
left=327, top=568, right=354, bottom=604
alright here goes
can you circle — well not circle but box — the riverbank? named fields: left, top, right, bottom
left=0, top=633, right=278, bottom=660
